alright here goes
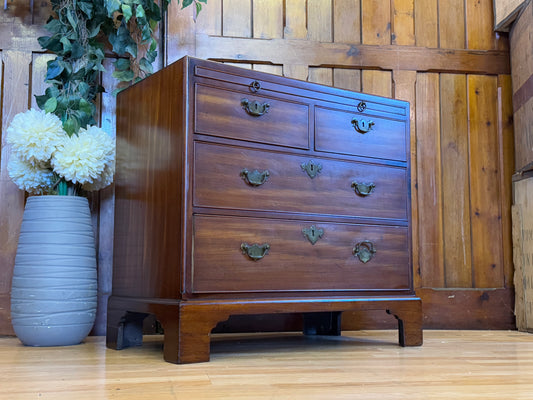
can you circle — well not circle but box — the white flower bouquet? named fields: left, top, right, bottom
left=6, top=108, right=115, bottom=195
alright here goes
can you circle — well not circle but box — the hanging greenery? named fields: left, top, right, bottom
left=35, top=0, right=206, bottom=136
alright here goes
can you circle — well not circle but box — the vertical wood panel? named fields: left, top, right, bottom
left=31, top=54, right=54, bottom=110
left=468, top=74, right=504, bottom=288
left=439, top=0, right=465, bottom=49
left=466, top=0, right=497, bottom=50
left=308, top=0, right=333, bottom=42
left=166, top=3, right=196, bottom=64
left=415, top=0, right=438, bottom=47
left=391, top=0, right=415, bottom=46
left=333, top=69, right=361, bottom=91
left=0, top=50, right=32, bottom=335
left=333, top=0, right=361, bottom=43
left=416, top=72, right=444, bottom=287
left=440, top=74, right=472, bottom=287
left=284, top=0, right=308, bottom=39
left=283, top=64, right=309, bottom=81
left=362, top=70, right=392, bottom=97
left=222, top=0, right=252, bottom=38
left=308, top=67, right=333, bottom=85
left=253, top=64, right=283, bottom=76
left=253, top=0, right=283, bottom=39
left=498, top=74, right=515, bottom=287
left=196, top=0, right=222, bottom=36
left=92, top=59, right=119, bottom=335
left=362, top=0, right=391, bottom=45
left=393, top=69, right=418, bottom=286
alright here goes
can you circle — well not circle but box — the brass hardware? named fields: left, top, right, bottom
left=302, top=225, right=324, bottom=245
left=301, top=160, right=323, bottom=179
left=241, top=242, right=270, bottom=261
left=353, top=240, right=376, bottom=263
left=240, top=168, right=270, bottom=186
left=351, top=181, right=375, bottom=197
left=351, top=118, right=374, bottom=134
left=241, top=98, right=270, bottom=116
left=357, top=101, right=367, bottom=112
left=250, top=80, right=262, bottom=92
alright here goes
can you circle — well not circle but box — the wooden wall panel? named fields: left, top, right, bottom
left=440, top=74, right=472, bottom=287
left=468, top=75, right=504, bottom=288
left=416, top=73, right=445, bottom=288
left=0, top=0, right=516, bottom=333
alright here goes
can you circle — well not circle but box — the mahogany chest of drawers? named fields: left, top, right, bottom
left=107, top=56, right=422, bottom=363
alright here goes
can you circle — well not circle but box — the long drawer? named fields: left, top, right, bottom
left=194, top=84, right=309, bottom=149
left=193, top=141, right=408, bottom=220
left=192, top=215, right=410, bottom=293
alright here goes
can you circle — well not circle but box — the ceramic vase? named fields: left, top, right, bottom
left=10, top=195, right=97, bottom=346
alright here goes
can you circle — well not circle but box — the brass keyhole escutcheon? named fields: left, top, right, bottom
left=353, top=240, right=376, bottom=263
left=302, top=225, right=324, bottom=245
left=301, top=160, right=323, bottom=179
left=241, top=98, right=270, bottom=116
left=351, top=118, right=374, bottom=134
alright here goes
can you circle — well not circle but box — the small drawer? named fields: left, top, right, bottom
left=193, top=142, right=408, bottom=221
left=195, top=84, right=309, bottom=149
left=315, top=106, right=408, bottom=162
left=192, top=215, right=410, bottom=293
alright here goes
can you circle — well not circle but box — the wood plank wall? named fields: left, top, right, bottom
left=0, top=0, right=515, bottom=335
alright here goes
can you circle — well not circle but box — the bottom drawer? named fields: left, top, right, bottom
left=192, top=215, right=410, bottom=293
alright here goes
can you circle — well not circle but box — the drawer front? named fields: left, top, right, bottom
left=194, top=84, right=309, bottom=149
left=315, top=106, right=407, bottom=162
left=192, top=215, right=410, bottom=293
left=194, top=142, right=408, bottom=220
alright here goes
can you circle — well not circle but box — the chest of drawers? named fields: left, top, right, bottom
left=106, top=56, right=422, bottom=363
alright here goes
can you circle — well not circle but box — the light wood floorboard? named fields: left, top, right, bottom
left=1, top=330, right=533, bottom=399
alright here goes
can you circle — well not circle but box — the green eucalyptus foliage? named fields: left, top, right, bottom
left=36, top=0, right=206, bottom=134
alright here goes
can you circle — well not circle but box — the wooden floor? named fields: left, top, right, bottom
left=2, top=330, right=533, bottom=399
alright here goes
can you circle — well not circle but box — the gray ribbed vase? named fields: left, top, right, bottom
left=10, top=195, right=97, bottom=346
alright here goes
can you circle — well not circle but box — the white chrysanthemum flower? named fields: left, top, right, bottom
left=6, top=109, right=65, bottom=164
left=52, top=126, right=115, bottom=185
left=82, top=160, right=115, bottom=191
left=8, top=155, right=55, bottom=194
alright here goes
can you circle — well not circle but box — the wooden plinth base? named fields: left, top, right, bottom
left=106, top=296, right=423, bottom=364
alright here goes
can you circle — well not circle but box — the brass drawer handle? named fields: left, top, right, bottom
left=250, top=80, right=262, bottom=92
left=240, top=168, right=270, bottom=186
left=351, top=118, right=374, bottom=134
left=301, top=160, right=323, bottom=179
left=302, top=225, right=324, bottom=245
left=351, top=181, right=375, bottom=197
left=241, top=243, right=270, bottom=261
left=241, top=98, right=270, bottom=116
left=353, top=240, right=376, bottom=263
left=357, top=101, right=367, bottom=112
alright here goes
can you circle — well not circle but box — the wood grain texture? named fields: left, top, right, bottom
left=253, top=0, right=283, bottom=39
left=222, top=0, right=252, bottom=38
left=4, top=330, right=533, bottom=398
left=196, top=0, right=222, bottom=35
left=440, top=74, right=472, bottom=287
left=468, top=75, right=504, bottom=288
left=308, top=0, right=333, bottom=42
left=362, top=70, right=392, bottom=97
left=283, top=0, right=308, bottom=39
left=0, top=50, right=31, bottom=335
left=415, top=0, right=438, bottom=47
left=362, top=0, right=391, bottom=45
left=308, top=67, right=333, bottom=85
left=466, top=0, right=498, bottom=50
left=439, top=0, right=466, bottom=49
left=416, top=73, right=444, bottom=288
left=498, top=74, right=515, bottom=288
left=333, top=0, right=361, bottom=43
left=196, top=35, right=510, bottom=75
left=333, top=68, right=361, bottom=91
left=391, top=0, right=415, bottom=46
left=166, top=1, right=197, bottom=63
